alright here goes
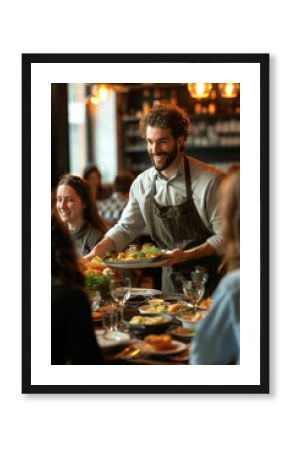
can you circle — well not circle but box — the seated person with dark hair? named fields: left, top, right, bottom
left=56, top=174, right=107, bottom=257
left=51, top=214, right=103, bottom=365
left=83, top=164, right=112, bottom=201
left=97, top=172, right=135, bottom=227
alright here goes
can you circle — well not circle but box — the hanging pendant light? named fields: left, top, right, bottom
left=187, top=83, right=212, bottom=99
left=218, top=83, right=239, bottom=98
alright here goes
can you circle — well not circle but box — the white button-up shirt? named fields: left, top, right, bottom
left=106, top=155, right=224, bottom=254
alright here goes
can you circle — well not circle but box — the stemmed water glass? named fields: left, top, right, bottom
left=110, top=277, right=132, bottom=328
left=182, top=279, right=205, bottom=307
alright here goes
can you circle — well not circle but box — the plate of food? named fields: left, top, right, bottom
left=102, top=244, right=164, bottom=269
left=138, top=334, right=187, bottom=356
left=139, top=301, right=193, bottom=316
left=103, top=259, right=164, bottom=269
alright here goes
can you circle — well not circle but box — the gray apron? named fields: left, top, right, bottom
left=146, top=155, right=221, bottom=295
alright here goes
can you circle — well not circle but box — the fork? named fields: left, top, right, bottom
left=114, top=346, right=141, bottom=360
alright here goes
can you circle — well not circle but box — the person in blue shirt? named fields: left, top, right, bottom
left=190, top=165, right=240, bottom=365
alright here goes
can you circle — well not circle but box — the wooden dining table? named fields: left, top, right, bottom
left=93, top=294, right=192, bottom=365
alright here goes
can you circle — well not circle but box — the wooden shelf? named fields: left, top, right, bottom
left=118, top=84, right=240, bottom=174
left=124, top=144, right=240, bottom=154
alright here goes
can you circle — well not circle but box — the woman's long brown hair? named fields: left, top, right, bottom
left=51, top=214, right=84, bottom=287
left=219, top=165, right=240, bottom=272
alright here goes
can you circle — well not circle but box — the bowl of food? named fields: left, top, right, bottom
left=139, top=301, right=193, bottom=316
left=123, top=314, right=174, bottom=338
left=169, top=326, right=196, bottom=342
left=139, top=303, right=168, bottom=315
left=176, top=311, right=207, bottom=329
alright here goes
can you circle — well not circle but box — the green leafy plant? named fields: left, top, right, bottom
left=84, top=273, right=111, bottom=298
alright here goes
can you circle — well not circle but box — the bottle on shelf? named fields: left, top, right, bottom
left=153, top=88, right=161, bottom=106
left=170, top=89, right=178, bottom=106
left=142, top=89, right=151, bottom=115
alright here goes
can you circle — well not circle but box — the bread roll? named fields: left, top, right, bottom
left=145, top=334, right=175, bottom=351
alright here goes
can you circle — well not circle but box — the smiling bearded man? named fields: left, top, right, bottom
left=84, top=104, right=225, bottom=295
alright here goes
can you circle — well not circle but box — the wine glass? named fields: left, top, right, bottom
left=191, top=269, right=208, bottom=285
left=110, top=278, right=132, bottom=328
left=182, top=280, right=205, bottom=307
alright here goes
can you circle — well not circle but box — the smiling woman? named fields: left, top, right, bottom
left=56, top=174, right=107, bottom=257
left=57, top=184, right=85, bottom=229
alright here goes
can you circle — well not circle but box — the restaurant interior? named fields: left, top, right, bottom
left=52, top=82, right=240, bottom=185
left=51, top=82, right=240, bottom=365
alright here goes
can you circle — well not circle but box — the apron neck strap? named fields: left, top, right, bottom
left=183, top=155, right=192, bottom=200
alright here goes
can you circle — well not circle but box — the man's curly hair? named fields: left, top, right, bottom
left=139, top=104, right=190, bottom=151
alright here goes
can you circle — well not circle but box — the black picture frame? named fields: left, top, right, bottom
left=22, top=53, right=269, bottom=394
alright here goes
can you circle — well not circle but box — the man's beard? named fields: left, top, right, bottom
left=150, top=143, right=178, bottom=172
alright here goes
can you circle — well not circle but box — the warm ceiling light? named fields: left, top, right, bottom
left=90, top=84, right=112, bottom=104
left=219, top=83, right=239, bottom=98
left=188, top=83, right=212, bottom=99
left=98, top=84, right=111, bottom=101
left=90, top=96, right=99, bottom=105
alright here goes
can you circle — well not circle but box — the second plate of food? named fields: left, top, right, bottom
left=139, top=302, right=193, bottom=316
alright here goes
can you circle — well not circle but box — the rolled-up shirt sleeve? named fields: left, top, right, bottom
left=204, top=174, right=224, bottom=255
left=105, top=179, right=147, bottom=252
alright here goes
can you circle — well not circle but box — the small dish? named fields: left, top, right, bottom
left=95, top=330, right=130, bottom=349
left=170, top=326, right=196, bottom=343
left=130, top=288, right=162, bottom=298
left=177, top=311, right=207, bottom=329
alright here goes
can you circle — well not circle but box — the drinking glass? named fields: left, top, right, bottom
left=102, top=307, right=119, bottom=335
left=182, top=280, right=205, bottom=306
left=191, top=269, right=209, bottom=284
left=110, top=278, right=132, bottom=327
left=87, top=290, right=102, bottom=311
